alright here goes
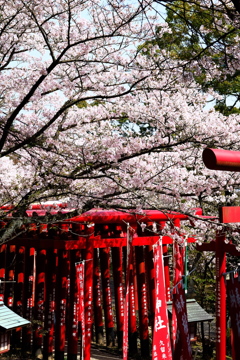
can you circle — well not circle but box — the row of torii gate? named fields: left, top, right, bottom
left=1, top=207, right=199, bottom=360
left=0, top=147, right=240, bottom=360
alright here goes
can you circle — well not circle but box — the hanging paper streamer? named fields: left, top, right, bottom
left=152, top=238, right=172, bottom=360
left=123, top=224, right=134, bottom=360
left=76, top=262, right=85, bottom=359
left=173, top=284, right=192, bottom=360
left=226, top=272, right=240, bottom=359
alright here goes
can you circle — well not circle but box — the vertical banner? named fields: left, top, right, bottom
left=76, top=262, right=85, bottom=360
left=135, top=245, right=149, bottom=358
left=100, top=247, right=114, bottom=346
left=172, top=282, right=192, bottom=360
left=84, top=233, right=94, bottom=360
left=226, top=273, right=240, bottom=359
left=67, top=251, right=80, bottom=359
left=152, top=238, right=172, bottom=360
left=171, top=241, right=179, bottom=347
left=93, top=248, right=104, bottom=344
left=112, top=247, right=124, bottom=349
left=123, top=224, right=134, bottom=360
left=172, top=240, right=185, bottom=348
left=129, top=258, right=138, bottom=356
left=163, top=245, right=171, bottom=302
left=145, top=245, right=155, bottom=328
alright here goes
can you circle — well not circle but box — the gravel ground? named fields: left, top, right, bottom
left=91, top=347, right=121, bottom=360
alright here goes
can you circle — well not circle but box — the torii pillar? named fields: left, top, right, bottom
left=201, top=148, right=240, bottom=360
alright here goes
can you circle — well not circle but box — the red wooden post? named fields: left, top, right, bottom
left=129, top=255, right=138, bottom=357
left=99, top=247, right=115, bottom=346
left=93, top=248, right=104, bottom=344
left=33, top=249, right=46, bottom=356
left=5, top=244, right=16, bottom=308
left=13, top=246, right=25, bottom=348
left=135, top=245, right=149, bottom=358
left=67, top=250, right=81, bottom=360
left=43, top=249, right=58, bottom=359
left=55, top=250, right=70, bottom=360
left=112, top=246, right=124, bottom=350
left=84, top=232, right=94, bottom=360
left=0, top=244, right=6, bottom=302
left=216, top=232, right=226, bottom=360
left=123, top=226, right=136, bottom=360
left=22, top=247, right=35, bottom=351
left=14, top=246, right=25, bottom=313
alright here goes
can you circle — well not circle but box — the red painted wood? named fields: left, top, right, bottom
left=0, top=245, right=6, bottom=302
left=33, top=249, right=46, bottom=353
left=196, top=241, right=216, bottom=252
left=8, top=235, right=196, bottom=250
left=5, top=245, right=15, bottom=308
left=197, top=233, right=240, bottom=360
left=22, top=247, right=35, bottom=350
left=67, top=250, right=81, bottom=360
left=112, top=247, right=124, bottom=349
left=203, top=148, right=240, bottom=172
left=55, top=250, right=70, bottom=360
left=84, top=234, right=94, bottom=360
left=219, top=206, right=240, bottom=223
left=135, top=246, right=149, bottom=358
left=223, top=242, right=240, bottom=256
left=71, top=209, right=197, bottom=224
left=197, top=240, right=240, bottom=257
left=129, top=258, right=138, bottom=356
left=43, top=249, right=57, bottom=358
left=99, top=247, right=115, bottom=346
left=13, top=246, right=25, bottom=347
left=93, top=249, right=104, bottom=344
left=216, top=232, right=226, bottom=360
left=0, top=207, right=203, bottom=359
left=144, top=245, right=155, bottom=329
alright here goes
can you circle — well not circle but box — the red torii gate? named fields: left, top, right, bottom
left=201, top=147, right=240, bottom=360
left=0, top=207, right=201, bottom=360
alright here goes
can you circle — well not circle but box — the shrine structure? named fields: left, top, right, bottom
left=0, top=206, right=200, bottom=360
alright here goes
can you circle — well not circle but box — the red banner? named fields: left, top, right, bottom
left=173, top=283, right=192, bottom=360
left=172, top=240, right=185, bottom=347
left=76, top=262, right=85, bottom=359
left=152, top=238, right=172, bottom=360
left=123, top=225, right=134, bottom=360
left=226, top=273, right=240, bottom=359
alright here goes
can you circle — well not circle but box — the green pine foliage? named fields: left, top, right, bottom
left=143, top=1, right=240, bottom=115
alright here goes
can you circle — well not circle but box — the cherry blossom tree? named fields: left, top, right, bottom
left=1, top=0, right=240, bottom=243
